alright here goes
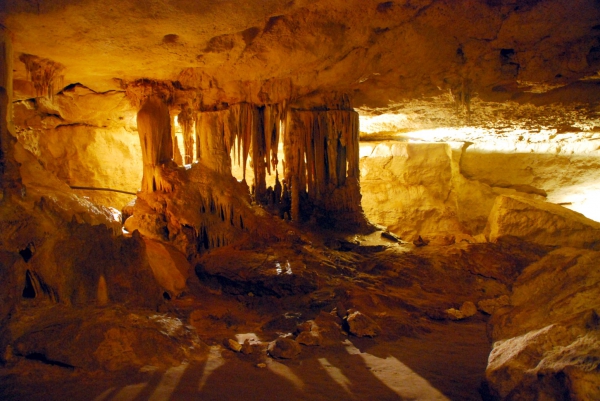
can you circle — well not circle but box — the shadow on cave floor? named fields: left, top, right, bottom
left=0, top=319, right=488, bottom=401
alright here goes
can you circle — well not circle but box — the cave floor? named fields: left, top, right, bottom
left=0, top=319, right=489, bottom=401
left=0, top=232, right=546, bottom=401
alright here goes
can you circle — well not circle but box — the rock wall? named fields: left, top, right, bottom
left=360, top=141, right=522, bottom=240
left=485, top=195, right=600, bottom=249
left=360, top=127, right=600, bottom=241
left=13, top=84, right=142, bottom=209
left=0, top=26, right=23, bottom=199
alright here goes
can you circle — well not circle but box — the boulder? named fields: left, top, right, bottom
left=267, top=337, right=301, bottom=359
left=345, top=311, right=380, bottom=337
left=446, top=301, right=478, bottom=321
left=485, top=195, right=600, bottom=249
left=485, top=248, right=600, bottom=399
left=296, top=320, right=323, bottom=346
left=486, top=311, right=600, bottom=401
left=5, top=306, right=205, bottom=371
left=223, top=338, right=242, bottom=352
left=143, top=238, right=189, bottom=297
left=314, top=311, right=346, bottom=346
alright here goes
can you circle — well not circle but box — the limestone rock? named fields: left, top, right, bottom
left=296, top=320, right=324, bottom=346
left=240, top=339, right=253, bottom=355
left=14, top=141, right=122, bottom=234
left=485, top=248, right=600, bottom=399
left=335, top=301, right=348, bottom=319
left=143, top=238, right=189, bottom=297
left=477, top=295, right=510, bottom=315
left=345, top=311, right=380, bottom=337
left=446, top=301, right=478, bottom=321
left=267, top=337, right=301, bottom=359
left=413, top=235, right=430, bottom=247
left=381, top=230, right=401, bottom=243
left=361, top=142, right=465, bottom=241
left=7, top=306, right=205, bottom=371
left=13, top=90, right=141, bottom=210
left=314, top=311, right=346, bottom=346
left=486, top=311, right=600, bottom=401
left=5, top=0, right=599, bottom=126
left=296, top=330, right=323, bottom=346
left=223, top=338, right=242, bottom=353
left=485, top=195, right=600, bottom=249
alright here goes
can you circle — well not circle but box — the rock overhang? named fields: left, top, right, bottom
left=2, top=0, right=600, bottom=117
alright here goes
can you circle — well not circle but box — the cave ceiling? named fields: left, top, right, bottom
left=2, top=0, right=600, bottom=129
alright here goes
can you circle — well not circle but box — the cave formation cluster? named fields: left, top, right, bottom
left=1, top=1, right=600, bottom=400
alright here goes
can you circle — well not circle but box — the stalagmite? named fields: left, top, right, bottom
left=136, top=96, right=174, bottom=192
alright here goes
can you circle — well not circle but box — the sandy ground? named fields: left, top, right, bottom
left=0, top=319, right=489, bottom=401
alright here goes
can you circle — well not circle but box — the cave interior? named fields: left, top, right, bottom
left=1, top=1, right=600, bottom=400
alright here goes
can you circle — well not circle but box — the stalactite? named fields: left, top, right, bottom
left=136, top=96, right=174, bottom=193
left=178, top=105, right=195, bottom=164
left=283, top=108, right=362, bottom=222
left=19, top=54, right=65, bottom=100
left=251, top=106, right=267, bottom=202
left=194, top=102, right=284, bottom=205
left=172, top=134, right=184, bottom=166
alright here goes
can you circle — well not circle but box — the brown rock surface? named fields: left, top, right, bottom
left=267, top=337, right=301, bottom=359
left=446, top=301, right=478, bottom=321
left=3, top=0, right=600, bottom=108
left=143, top=238, right=190, bottom=298
left=346, top=310, right=381, bottom=337
left=485, top=248, right=600, bottom=400
left=12, top=85, right=141, bottom=209
left=3, top=306, right=205, bottom=371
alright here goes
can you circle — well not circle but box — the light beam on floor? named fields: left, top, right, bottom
left=343, top=340, right=450, bottom=401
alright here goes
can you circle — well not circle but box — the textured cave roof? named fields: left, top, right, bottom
left=2, top=0, right=600, bottom=113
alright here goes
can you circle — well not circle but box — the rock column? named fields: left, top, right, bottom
left=0, top=27, right=22, bottom=200
left=283, top=108, right=362, bottom=223
left=136, top=96, right=173, bottom=192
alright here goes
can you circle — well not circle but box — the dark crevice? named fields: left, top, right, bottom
left=25, top=353, right=75, bottom=369
left=70, top=186, right=136, bottom=196
left=22, top=270, right=36, bottom=298
left=19, top=243, right=34, bottom=262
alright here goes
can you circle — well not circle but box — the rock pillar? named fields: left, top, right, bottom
left=136, top=96, right=173, bottom=192
left=283, top=108, right=363, bottom=224
left=0, top=26, right=22, bottom=200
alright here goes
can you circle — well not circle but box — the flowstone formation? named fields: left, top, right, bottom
left=123, top=81, right=368, bottom=264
